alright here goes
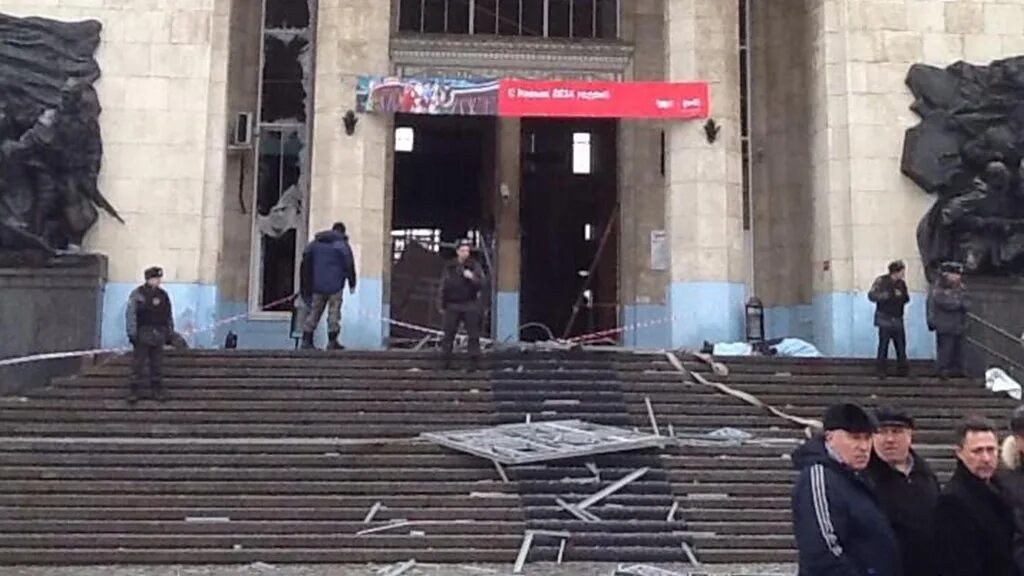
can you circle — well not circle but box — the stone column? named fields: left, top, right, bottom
left=309, top=0, right=392, bottom=349
left=664, top=0, right=746, bottom=348
left=494, top=118, right=521, bottom=343
left=618, top=0, right=670, bottom=349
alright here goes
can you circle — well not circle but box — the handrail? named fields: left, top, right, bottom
left=969, top=312, right=1024, bottom=346
left=966, top=335, right=1024, bottom=374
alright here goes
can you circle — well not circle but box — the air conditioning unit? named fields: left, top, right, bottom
left=229, top=112, right=253, bottom=148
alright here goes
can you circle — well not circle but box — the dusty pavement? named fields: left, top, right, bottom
left=6, top=563, right=797, bottom=576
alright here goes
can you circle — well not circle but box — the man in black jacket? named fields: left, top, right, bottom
left=866, top=406, right=940, bottom=576
left=869, top=260, right=911, bottom=378
left=791, top=403, right=900, bottom=576
left=935, top=416, right=1017, bottom=576
left=437, top=240, right=485, bottom=370
left=999, top=405, right=1024, bottom=576
left=927, top=261, right=969, bottom=378
left=125, top=266, right=174, bottom=404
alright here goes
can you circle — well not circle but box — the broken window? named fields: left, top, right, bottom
left=251, top=0, right=316, bottom=313
left=396, top=0, right=618, bottom=38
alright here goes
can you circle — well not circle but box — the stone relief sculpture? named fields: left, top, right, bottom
left=903, top=56, right=1024, bottom=278
left=0, top=14, right=121, bottom=253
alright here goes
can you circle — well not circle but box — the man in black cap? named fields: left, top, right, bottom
left=866, top=406, right=940, bottom=576
left=999, top=405, right=1024, bottom=576
left=437, top=239, right=485, bottom=370
left=869, top=260, right=910, bottom=378
left=927, top=261, right=969, bottom=378
left=125, top=266, right=174, bottom=404
left=791, top=403, right=899, bottom=576
left=935, top=416, right=1016, bottom=576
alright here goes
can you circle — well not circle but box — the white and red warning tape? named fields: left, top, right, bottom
left=0, top=297, right=679, bottom=368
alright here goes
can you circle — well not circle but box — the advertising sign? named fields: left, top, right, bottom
left=356, top=76, right=709, bottom=120
left=498, top=79, right=709, bottom=119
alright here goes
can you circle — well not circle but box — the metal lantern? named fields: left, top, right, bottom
left=745, top=297, right=765, bottom=342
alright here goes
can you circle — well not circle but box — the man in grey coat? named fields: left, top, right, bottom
left=927, top=261, right=969, bottom=378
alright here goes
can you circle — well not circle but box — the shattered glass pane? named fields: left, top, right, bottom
left=261, top=35, right=308, bottom=123
left=265, top=0, right=310, bottom=29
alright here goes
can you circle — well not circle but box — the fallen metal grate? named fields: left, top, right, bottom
left=421, top=420, right=668, bottom=465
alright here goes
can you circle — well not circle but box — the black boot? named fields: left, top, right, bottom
left=327, top=332, right=344, bottom=350
left=301, top=332, right=315, bottom=350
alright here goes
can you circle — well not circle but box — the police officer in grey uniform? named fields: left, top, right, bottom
left=927, top=261, right=969, bottom=379
left=126, top=266, right=174, bottom=403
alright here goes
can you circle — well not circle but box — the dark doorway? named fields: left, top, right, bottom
left=520, top=118, right=618, bottom=341
left=390, top=114, right=496, bottom=343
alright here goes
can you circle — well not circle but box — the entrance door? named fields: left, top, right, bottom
left=520, top=119, right=618, bottom=341
left=389, top=114, right=497, bottom=344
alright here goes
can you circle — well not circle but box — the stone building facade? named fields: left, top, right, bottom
left=1, top=0, right=1020, bottom=356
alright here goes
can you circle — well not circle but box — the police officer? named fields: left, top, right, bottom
left=869, top=260, right=911, bottom=378
left=438, top=239, right=485, bottom=370
left=927, top=261, right=969, bottom=378
left=125, top=266, right=174, bottom=404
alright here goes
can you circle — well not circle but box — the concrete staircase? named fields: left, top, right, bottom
left=0, top=350, right=1015, bottom=566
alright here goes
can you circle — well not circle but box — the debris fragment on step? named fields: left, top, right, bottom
left=363, top=501, right=382, bottom=523
left=422, top=420, right=666, bottom=465
left=379, top=559, right=417, bottom=576
left=667, top=500, right=679, bottom=522
left=681, top=541, right=701, bottom=566
left=579, top=467, right=649, bottom=510
left=250, top=561, right=275, bottom=571
left=185, top=516, right=230, bottom=523
left=644, top=396, right=661, bottom=436
left=615, top=564, right=687, bottom=576
left=555, top=497, right=600, bottom=522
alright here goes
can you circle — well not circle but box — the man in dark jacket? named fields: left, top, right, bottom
left=791, top=402, right=900, bottom=576
left=299, top=222, right=356, bottom=350
left=869, top=260, right=911, bottom=378
left=935, top=416, right=1017, bottom=576
left=438, top=239, right=485, bottom=370
left=927, top=261, right=969, bottom=378
left=125, top=266, right=174, bottom=404
left=999, top=405, right=1024, bottom=576
left=866, top=406, right=940, bottom=576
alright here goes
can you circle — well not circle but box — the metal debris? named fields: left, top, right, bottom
left=422, top=420, right=666, bottom=465
left=380, top=559, right=417, bottom=576
left=250, top=561, right=275, bottom=572
left=364, top=502, right=382, bottom=523
left=512, top=531, right=534, bottom=574
left=708, top=427, right=754, bottom=441
left=357, top=521, right=411, bottom=536
left=681, top=541, right=701, bottom=566
left=615, top=564, right=687, bottom=576
left=493, top=460, right=510, bottom=483
left=185, top=516, right=230, bottom=523
left=579, top=467, right=649, bottom=510
left=667, top=501, right=679, bottom=522
left=585, top=461, right=601, bottom=481
left=644, top=396, right=661, bottom=436
left=555, top=497, right=600, bottom=522
left=557, top=538, right=567, bottom=564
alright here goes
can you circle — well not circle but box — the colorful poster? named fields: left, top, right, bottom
left=356, top=76, right=710, bottom=120
left=356, top=76, right=501, bottom=116
left=498, top=79, right=709, bottom=119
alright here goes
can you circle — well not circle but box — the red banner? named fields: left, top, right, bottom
left=497, top=79, right=709, bottom=119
